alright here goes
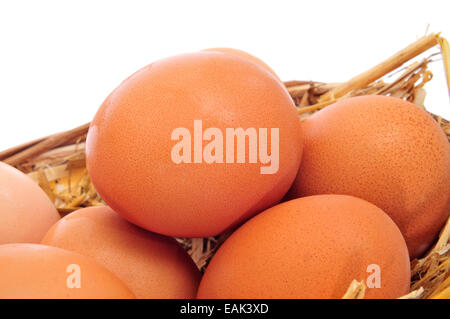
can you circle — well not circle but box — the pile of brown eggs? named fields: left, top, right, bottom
left=0, top=48, right=448, bottom=299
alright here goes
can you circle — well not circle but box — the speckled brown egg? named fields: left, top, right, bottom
left=286, top=95, right=450, bottom=258
left=86, top=51, right=303, bottom=237
left=42, top=206, right=201, bottom=298
left=0, top=243, right=135, bottom=299
left=197, top=195, right=411, bottom=299
left=0, top=161, right=60, bottom=244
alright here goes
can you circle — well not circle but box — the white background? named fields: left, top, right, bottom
left=0, top=0, right=449, bottom=151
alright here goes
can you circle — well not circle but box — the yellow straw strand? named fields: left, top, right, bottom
left=438, top=36, right=450, bottom=100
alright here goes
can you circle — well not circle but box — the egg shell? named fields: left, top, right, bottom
left=86, top=51, right=303, bottom=237
left=0, top=243, right=135, bottom=299
left=203, top=47, right=281, bottom=81
left=286, top=95, right=450, bottom=258
left=42, top=206, right=201, bottom=298
left=0, top=161, right=60, bottom=244
left=197, top=195, right=411, bottom=299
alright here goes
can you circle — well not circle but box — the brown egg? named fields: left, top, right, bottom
left=42, top=206, right=201, bottom=298
left=286, top=95, right=450, bottom=258
left=0, top=161, right=60, bottom=244
left=203, top=47, right=281, bottom=81
left=86, top=51, right=303, bottom=237
left=0, top=243, right=135, bottom=299
left=197, top=195, right=411, bottom=299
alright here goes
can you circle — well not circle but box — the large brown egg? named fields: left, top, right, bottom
left=197, top=195, right=411, bottom=299
left=0, top=162, right=60, bottom=244
left=86, top=51, right=303, bottom=237
left=0, top=243, right=135, bottom=299
left=286, top=95, right=450, bottom=258
left=42, top=206, right=201, bottom=298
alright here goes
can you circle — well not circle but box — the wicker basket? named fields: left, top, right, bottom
left=0, top=33, right=449, bottom=299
